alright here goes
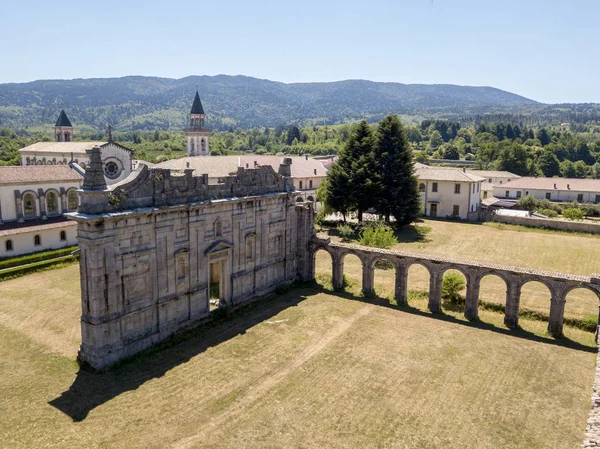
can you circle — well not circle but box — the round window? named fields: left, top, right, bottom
left=104, top=161, right=121, bottom=179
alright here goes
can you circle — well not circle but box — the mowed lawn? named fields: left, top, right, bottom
left=0, top=263, right=598, bottom=448
left=316, top=219, right=600, bottom=323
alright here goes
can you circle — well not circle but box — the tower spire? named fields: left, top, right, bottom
left=184, top=90, right=211, bottom=157
left=54, top=109, right=74, bottom=142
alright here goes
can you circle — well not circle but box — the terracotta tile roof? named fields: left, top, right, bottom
left=154, top=156, right=328, bottom=179
left=500, top=177, right=600, bottom=193
left=0, top=217, right=76, bottom=237
left=466, top=170, right=520, bottom=179
left=415, top=166, right=485, bottom=183
left=18, top=141, right=107, bottom=154
left=0, top=166, right=83, bottom=185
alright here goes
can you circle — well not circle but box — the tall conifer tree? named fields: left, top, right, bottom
left=374, top=114, right=420, bottom=225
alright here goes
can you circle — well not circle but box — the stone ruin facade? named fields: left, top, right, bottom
left=69, top=148, right=314, bottom=369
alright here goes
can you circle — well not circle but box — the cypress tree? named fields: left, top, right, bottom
left=374, top=114, right=420, bottom=226
left=346, top=121, right=380, bottom=222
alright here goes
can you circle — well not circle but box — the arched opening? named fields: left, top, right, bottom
left=406, top=262, right=431, bottom=308
left=341, top=252, right=363, bottom=294
left=296, top=197, right=303, bottom=203
left=372, top=257, right=396, bottom=302
left=307, top=196, right=314, bottom=202
left=519, top=280, right=553, bottom=325
left=23, top=193, right=37, bottom=218
left=440, top=268, right=467, bottom=311
left=67, top=190, right=78, bottom=211
left=419, top=182, right=426, bottom=192
left=563, top=287, right=600, bottom=335
left=478, top=273, right=508, bottom=308
left=60, top=230, right=67, bottom=242
left=246, top=238, right=254, bottom=261
left=313, top=248, right=333, bottom=289
left=34, top=235, right=41, bottom=246
left=5, top=240, right=13, bottom=252
left=46, top=191, right=59, bottom=215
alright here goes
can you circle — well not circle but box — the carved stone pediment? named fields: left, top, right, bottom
left=204, top=240, right=234, bottom=256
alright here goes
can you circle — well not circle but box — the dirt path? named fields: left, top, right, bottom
left=172, top=303, right=374, bottom=449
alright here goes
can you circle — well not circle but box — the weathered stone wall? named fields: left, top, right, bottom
left=493, top=214, right=600, bottom=234
left=69, top=153, right=314, bottom=369
left=583, top=332, right=600, bottom=448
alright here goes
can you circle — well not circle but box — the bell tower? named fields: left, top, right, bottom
left=54, top=109, right=74, bottom=142
left=184, top=90, right=211, bottom=156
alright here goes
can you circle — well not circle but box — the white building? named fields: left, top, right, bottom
left=465, top=170, right=520, bottom=200
left=494, top=177, right=600, bottom=203
left=18, top=110, right=133, bottom=185
left=0, top=166, right=82, bottom=257
left=415, top=165, right=484, bottom=220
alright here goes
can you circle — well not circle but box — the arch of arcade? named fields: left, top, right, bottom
left=310, top=237, right=600, bottom=338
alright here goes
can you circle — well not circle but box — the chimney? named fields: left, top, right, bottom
left=314, top=168, right=317, bottom=175
left=462, top=167, right=466, bottom=172
left=254, top=160, right=258, bottom=167
left=305, top=155, right=308, bottom=160
left=554, top=183, right=557, bottom=189
left=567, top=184, right=570, bottom=189
left=186, top=161, right=190, bottom=168
left=278, top=158, right=292, bottom=177
left=246, top=163, right=249, bottom=168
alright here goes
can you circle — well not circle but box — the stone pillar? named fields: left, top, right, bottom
left=428, top=269, right=443, bottom=313
left=464, top=274, right=480, bottom=321
left=60, top=187, right=67, bottom=215
left=14, top=191, right=23, bottom=223
left=332, top=256, right=344, bottom=291
left=362, top=258, right=374, bottom=295
left=548, top=284, right=567, bottom=337
left=504, top=278, right=522, bottom=329
left=395, top=264, right=408, bottom=305
left=38, top=188, right=47, bottom=220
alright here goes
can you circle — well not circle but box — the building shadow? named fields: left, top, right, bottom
left=50, top=284, right=595, bottom=422
left=49, top=291, right=308, bottom=422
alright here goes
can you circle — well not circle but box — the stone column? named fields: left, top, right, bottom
left=14, top=191, right=23, bottom=222
left=60, top=187, right=67, bottom=215
left=548, top=284, right=567, bottom=337
left=332, top=256, right=344, bottom=291
left=38, top=188, right=47, bottom=220
left=395, top=264, right=408, bottom=305
left=362, top=258, right=374, bottom=295
left=428, top=269, right=443, bottom=313
left=464, top=274, right=480, bottom=321
left=504, top=278, right=522, bottom=329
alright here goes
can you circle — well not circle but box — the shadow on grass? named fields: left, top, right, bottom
left=50, top=283, right=595, bottom=422
left=49, top=291, right=308, bottom=422
left=321, top=285, right=597, bottom=355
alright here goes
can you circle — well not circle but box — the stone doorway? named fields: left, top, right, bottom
left=209, top=260, right=224, bottom=310
left=430, top=203, right=438, bottom=218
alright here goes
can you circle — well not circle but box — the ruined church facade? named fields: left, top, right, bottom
left=69, top=148, right=314, bottom=369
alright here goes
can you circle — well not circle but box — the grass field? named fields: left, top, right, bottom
left=0, top=219, right=599, bottom=448
left=316, top=219, right=600, bottom=325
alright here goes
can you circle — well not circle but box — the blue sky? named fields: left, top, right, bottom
left=2, top=0, right=598, bottom=103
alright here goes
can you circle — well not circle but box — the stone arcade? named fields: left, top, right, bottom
left=69, top=148, right=315, bottom=369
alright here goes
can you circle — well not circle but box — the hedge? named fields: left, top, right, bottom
left=0, top=255, right=79, bottom=281
left=0, top=246, right=78, bottom=270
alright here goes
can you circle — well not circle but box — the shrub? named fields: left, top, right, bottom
left=359, top=221, right=398, bottom=249
left=562, top=208, right=585, bottom=220
left=442, top=272, right=465, bottom=304
left=337, top=223, right=354, bottom=242
left=536, top=208, right=558, bottom=218
left=516, top=194, right=537, bottom=212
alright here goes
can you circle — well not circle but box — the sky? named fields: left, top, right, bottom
left=1, top=0, right=599, bottom=104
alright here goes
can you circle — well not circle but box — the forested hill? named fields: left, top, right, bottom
left=0, top=75, right=540, bottom=131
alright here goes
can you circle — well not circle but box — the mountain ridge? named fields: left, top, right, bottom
left=0, top=74, right=544, bottom=131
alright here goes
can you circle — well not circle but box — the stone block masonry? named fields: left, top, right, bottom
left=69, top=148, right=314, bottom=369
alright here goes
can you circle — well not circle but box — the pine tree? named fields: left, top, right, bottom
left=374, top=115, right=420, bottom=226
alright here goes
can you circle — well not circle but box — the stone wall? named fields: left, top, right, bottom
left=69, top=151, right=314, bottom=369
left=584, top=331, right=600, bottom=448
left=493, top=214, right=600, bottom=234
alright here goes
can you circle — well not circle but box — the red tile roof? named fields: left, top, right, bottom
left=0, top=166, right=83, bottom=185
left=0, top=217, right=76, bottom=237
left=500, top=177, right=600, bottom=193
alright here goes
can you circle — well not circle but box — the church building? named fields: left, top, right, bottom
left=183, top=90, right=211, bottom=156
left=18, top=110, right=134, bottom=185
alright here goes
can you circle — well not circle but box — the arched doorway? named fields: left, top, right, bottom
left=314, top=248, right=334, bottom=290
